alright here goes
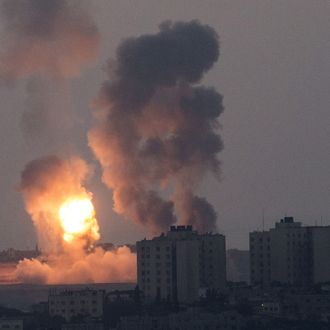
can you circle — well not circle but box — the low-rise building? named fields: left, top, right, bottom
left=48, top=288, right=104, bottom=322
left=0, top=318, right=23, bottom=330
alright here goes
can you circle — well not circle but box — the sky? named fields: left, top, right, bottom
left=0, top=0, right=329, bottom=250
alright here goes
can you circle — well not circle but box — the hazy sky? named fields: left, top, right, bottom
left=0, top=0, right=329, bottom=250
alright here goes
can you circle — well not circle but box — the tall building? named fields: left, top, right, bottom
left=136, top=225, right=226, bottom=304
left=250, top=217, right=330, bottom=286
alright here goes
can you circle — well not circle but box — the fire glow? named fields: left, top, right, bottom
left=16, top=156, right=136, bottom=284
left=59, top=198, right=99, bottom=243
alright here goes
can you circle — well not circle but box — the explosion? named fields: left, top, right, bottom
left=59, top=198, right=99, bottom=243
left=14, top=19, right=224, bottom=285
left=16, top=156, right=136, bottom=284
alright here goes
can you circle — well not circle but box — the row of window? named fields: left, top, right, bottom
left=140, top=253, right=171, bottom=259
left=50, top=308, right=98, bottom=314
left=140, top=246, right=171, bottom=252
left=50, top=300, right=98, bottom=305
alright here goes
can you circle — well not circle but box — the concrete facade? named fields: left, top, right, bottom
left=250, top=217, right=330, bottom=286
left=137, top=225, right=226, bottom=303
left=311, top=227, right=330, bottom=284
left=49, top=288, right=104, bottom=321
left=0, top=319, right=23, bottom=330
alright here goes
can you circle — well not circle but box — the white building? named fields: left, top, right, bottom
left=49, top=288, right=104, bottom=321
left=137, top=225, right=226, bottom=303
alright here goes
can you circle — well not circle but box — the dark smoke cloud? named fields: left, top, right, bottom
left=89, top=20, right=224, bottom=233
left=0, top=0, right=100, bottom=81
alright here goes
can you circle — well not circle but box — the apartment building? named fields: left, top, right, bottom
left=137, top=225, right=226, bottom=303
left=250, top=217, right=330, bottom=286
left=48, top=288, right=104, bottom=321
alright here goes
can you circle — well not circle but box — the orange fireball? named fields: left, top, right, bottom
left=58, top=198, right=100, bottom=243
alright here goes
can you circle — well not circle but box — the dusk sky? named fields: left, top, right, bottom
left=0, top=0, right=329, bottom=250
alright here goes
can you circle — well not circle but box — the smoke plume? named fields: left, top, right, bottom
left=19, top=155, right=95, bottom=253
left=89, top=20, right=224, bottom=233
left=0, top=0, right=100, bottom=81
left=15, top=246, right=136, bottom=284
left=0, top=0, right=100, bottom=144
left=17, top=155, right=136, bottom=284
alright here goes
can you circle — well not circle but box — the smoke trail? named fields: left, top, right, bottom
left=89, top=20, right=224, bottom=233
left=0, top=0, right=100, bottom=81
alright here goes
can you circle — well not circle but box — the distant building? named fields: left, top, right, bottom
left=258, top=301, right=281, bottom=317
left=250, top=217, right=330, bottom=286
left=0, top=245, right=40, bottom=263
left=226, top=249, right=250, bottom=283
left=95, top=242, right=114, bottom=251
left=136, top=225, right=226, bottom=304
left=48, top=288, right=104, bottom=322
left=0, top=319, right=23, bottom=330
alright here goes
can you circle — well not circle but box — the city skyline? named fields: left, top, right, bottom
left=0, top=0, right=329, bottom=252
